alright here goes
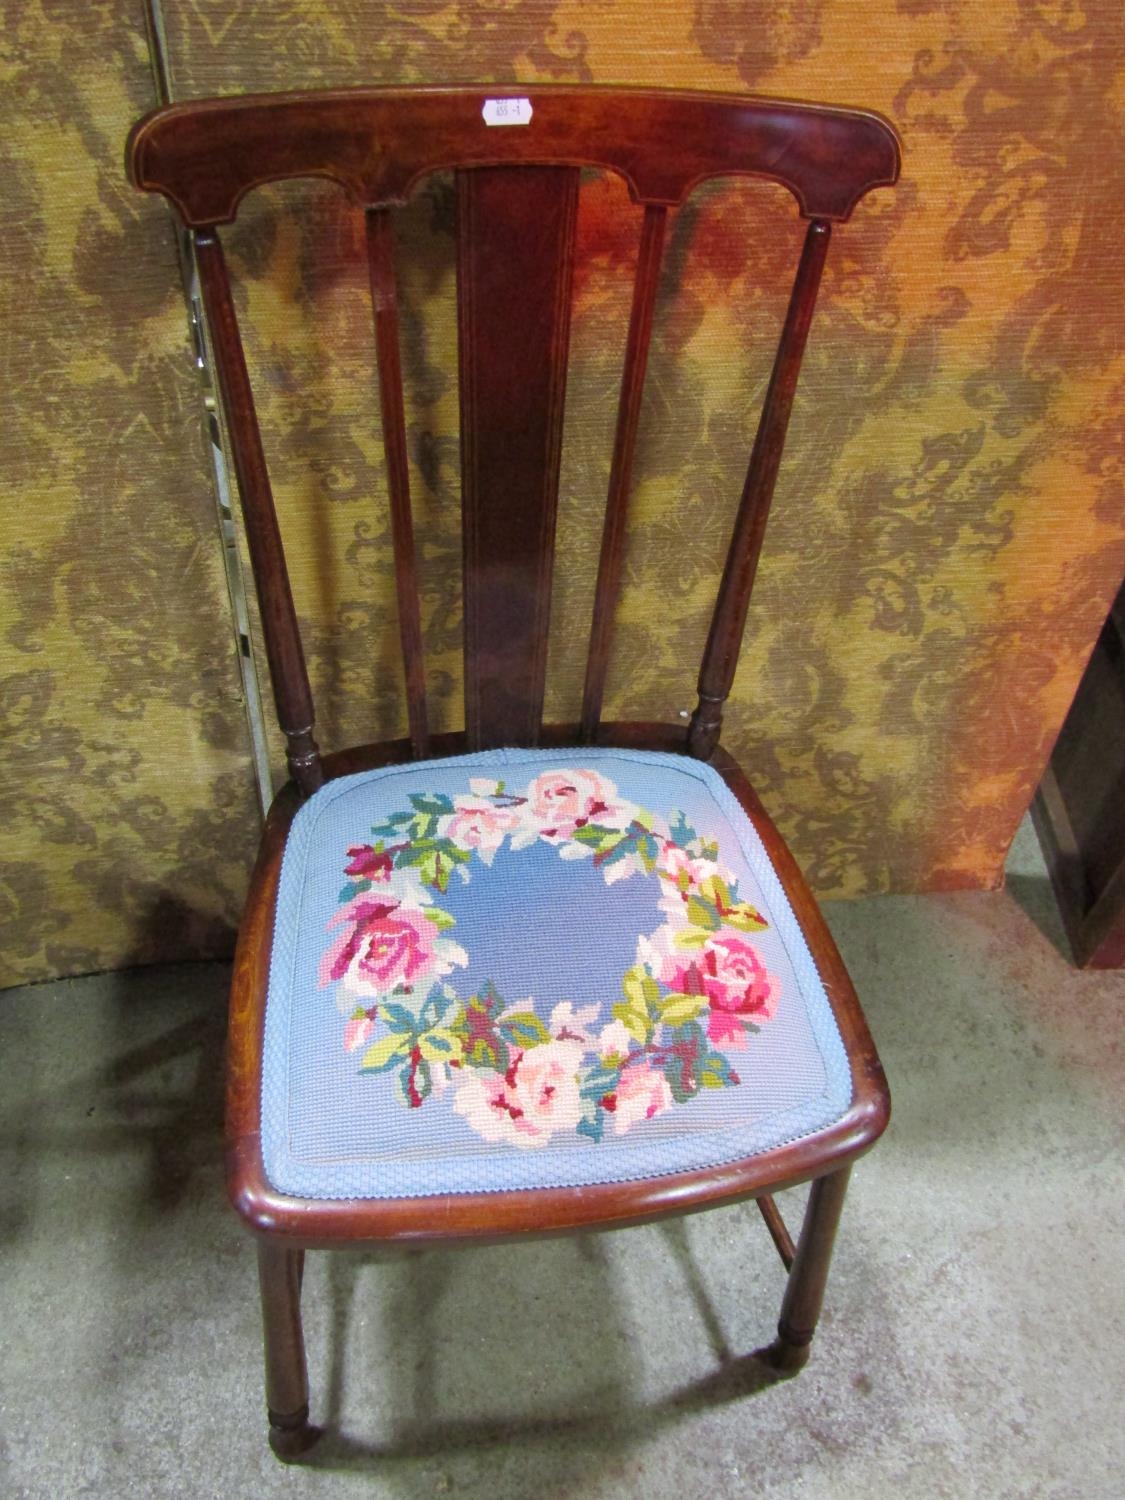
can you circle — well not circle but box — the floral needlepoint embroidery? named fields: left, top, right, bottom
left=318, top=769, right=780, bottom=1146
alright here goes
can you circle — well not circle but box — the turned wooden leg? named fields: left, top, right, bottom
left=765, top=1165, right=851, bottom=1376
left=257, top=1240, right=319, bottom=1459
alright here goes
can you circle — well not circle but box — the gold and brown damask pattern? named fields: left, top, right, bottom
left=0, top=4, right=261, bottom=986
left=3, top=0, right=1124, bottom=986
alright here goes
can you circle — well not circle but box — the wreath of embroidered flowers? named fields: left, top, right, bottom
left=319, top=768, right=780, bottom=1149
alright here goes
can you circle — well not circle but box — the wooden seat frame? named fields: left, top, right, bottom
left=127, top=84, right=899, bottom=1460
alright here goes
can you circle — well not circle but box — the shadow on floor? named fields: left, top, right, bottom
left=307, top=1349, right=784, bottom=1470
left=0, top=961, right=230, bottom=1252
left=301, top=1222, right=788, bottom=1476
left=1000, top=815, right=1074, bottom=964
left=282, top=1194, right=798, bottom=1476
left=1002, top=871, right=1074, bottom=964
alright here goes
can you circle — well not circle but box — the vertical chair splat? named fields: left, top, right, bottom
left=366, top=208, right=430, bottom=759
left=688, top=218, right=832, bottom=761
left=581, top=203, right=668, bottom=743
left=457, top=166, right=580, bottom=750
left=193, top=229, right=323, bottom=795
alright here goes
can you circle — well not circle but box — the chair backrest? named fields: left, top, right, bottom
left=127, top=85, right=900, bottom=796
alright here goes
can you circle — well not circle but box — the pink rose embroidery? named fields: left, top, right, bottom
left=597, top=1019, right=634, bottom=1063
left=322, top=767, right=769, bottom=1144
left=660, top=931, right=779, bottom=1047
left=603, top=1063, right=673, bottom=1134
left=524, top=769, right=625, bottom=839
left=343, top=1013, right=375, bottom=1052
left=439, top=797, right=523, bottom=862
left=452, top=1041, right=583, bottom=1147
left=656, top=842, right=716, bottom=900
left=319, top=896, right=461, bottom=1003
left=344, top=845, right=395, bottom=881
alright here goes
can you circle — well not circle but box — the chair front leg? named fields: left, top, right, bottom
left=257, top=1240, right=318, bottom=1459
left=765, top=1164, right=851, bottom=1376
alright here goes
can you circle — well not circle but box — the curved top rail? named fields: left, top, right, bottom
left=126, top=84, right=900, bottom=226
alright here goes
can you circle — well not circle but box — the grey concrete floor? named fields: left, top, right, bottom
left=2, top=821, right=1123, bottom=1499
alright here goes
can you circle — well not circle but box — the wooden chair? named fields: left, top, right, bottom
left=127, top=85, right=899, bottom=1459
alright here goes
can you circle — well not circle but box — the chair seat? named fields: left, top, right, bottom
left=262, top=748, right=853, bottom=1201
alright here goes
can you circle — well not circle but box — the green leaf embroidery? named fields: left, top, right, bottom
left=614, top=964, right=661, bottom=1043
left=657, top=992, right=707, bottom=1025
left=395, top=838, right=471, bottom=892
left=699, top=874, right=732, bottom=910
left=360, top=1032, right=411, bottom=1073
left=409, top=793, right=454, bottom=815
left=667, top=811, right=697, bottom=847
left=660, top=1020, right=706, bottom=1102
left=579, top=1061, right=623, bottom=1099
left=423, top=907, right=457, bottom=930
left=467, top=1036, right=501, bottom=1069
left=379, top=1001, right=418, bottom=1032
left=722, top=902, right=769, bottom=933
left=370, top=812, right=413, bottom=841
left=636, top=833, right=660, bottom=871
left=662, top=1055, right=697, bottom=1103
left=577, top=1102, right=606, bottom=1142
left=339, top=880, right=370, bottom=903
left=499, top=1012, right=552, bottom=1049
left=574, top=825, right=633, bottom=868
left=395, top=840, right=433, bottom=866
left=699, top=1051, right=739, bottom=1089
left=622, top=965, right=660, bottom=1010
left=685, top=895, right=721, bottom=931
left=418, top=1027, right=463, bottom=1063
left=420, top=989, right=457, bottom=1029
left=611, top=999, right=649, bottom=1045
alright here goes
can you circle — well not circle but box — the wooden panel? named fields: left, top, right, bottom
left=1032, top=583, right=1125, bottom=967
left=126, top=85, right=900, bottom=226
left=457, top=166, right=579, bottom=748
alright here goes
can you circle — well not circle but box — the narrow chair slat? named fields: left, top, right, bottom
left=193, top=229, right=323, bottom=795
left=581, top=203, right=668, bottom=742
left=688, top=219, right=833, bottom=760
left=365, top=208, right=430, bottom=759
left=757, top=1192, right=797, bottom=1270
left=457, top=166, right=580, bottom=749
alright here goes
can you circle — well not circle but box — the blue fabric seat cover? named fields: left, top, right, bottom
left=262, top=748, right=852, bottom=1200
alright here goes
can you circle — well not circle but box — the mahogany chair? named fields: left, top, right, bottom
left=127, top=85, right=899, bottom=1459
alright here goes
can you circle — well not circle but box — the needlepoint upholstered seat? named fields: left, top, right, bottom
left=265, top=749, right=851, bottom=1201
left=127, top=84, right=899, bottom=1460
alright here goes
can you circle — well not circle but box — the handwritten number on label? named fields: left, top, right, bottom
left=482, top=97, right=533, bottom=127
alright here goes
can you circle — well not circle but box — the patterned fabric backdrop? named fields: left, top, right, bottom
left=2, top=0, right=1124, bottom=987
left=0, top=3, right=262, bottom=988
